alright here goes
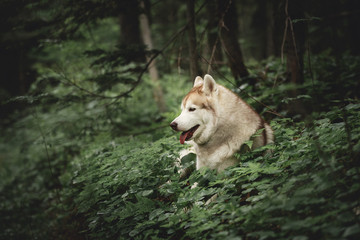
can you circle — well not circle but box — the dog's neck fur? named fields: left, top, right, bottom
left=172, top=74, right=273, bottom=172
left=192, top=85, right=262, bottom=172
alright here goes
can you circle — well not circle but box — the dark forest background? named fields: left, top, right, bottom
left=1, top=0, right=360, bottom=239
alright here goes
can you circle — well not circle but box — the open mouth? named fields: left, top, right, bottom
left=179, top=125, right=200, bottom=144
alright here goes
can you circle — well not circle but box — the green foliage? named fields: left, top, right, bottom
left=60, top=135, right=183, bottom=239
left=2, top=48, right=360, bottom=239
left=63, top=102, right=359, bottom=240
left=1, top=69, right=359, bottom=240
left=2, top=0, right=360, bottom=239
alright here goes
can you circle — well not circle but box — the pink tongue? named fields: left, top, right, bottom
left=179, top=125, right=199, bottom=144
left=180, top=131, right=189, bottom=144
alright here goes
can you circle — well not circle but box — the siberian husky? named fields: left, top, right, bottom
left=170, top=74, right=273, bottom=172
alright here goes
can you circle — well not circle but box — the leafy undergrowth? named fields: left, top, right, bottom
left=1, top=55, right=360, bottom=239
left=53, top=103, right=360, bottom=240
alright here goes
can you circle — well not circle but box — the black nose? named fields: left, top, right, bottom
left=170, top=122, right=178, bottom=131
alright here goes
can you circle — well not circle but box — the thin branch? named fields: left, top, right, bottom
left=281, top=0, right=300, bottom=66
left=281, top=14, right=288, bottom=63
left=55, top=68, right=113, bottom=99
left=207, top=36, right=220, bottom=73
left=32, top=110, right=62, bottom=205
left=199, top=54, right=285, bottom=118
left=54, top=2, right=208, bottom=100
left=177, top=33, right=184, bottom=74
left=307, top=40, right=314, bottom=86
left=289, top=16, right=300, bottom=67
left=238, top=88, right=285, bottom=118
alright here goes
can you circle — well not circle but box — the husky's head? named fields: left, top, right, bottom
left=170, top=74, right=218, bottom=145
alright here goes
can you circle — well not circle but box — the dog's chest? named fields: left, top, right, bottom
left=195, top=143, right=238, bottom=171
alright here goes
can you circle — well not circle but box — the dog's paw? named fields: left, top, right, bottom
left=190, top=182, right=199, bottom=189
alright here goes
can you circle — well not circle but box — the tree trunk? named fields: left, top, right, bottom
left=283, top=0, right=307, bottom=115
left=266, top=0, right=276, bottom=57
left=217, top=0, right=249, bottom=86
left=186, top=0, right=202, bottom=81
left=119, top=1, right=145, bottom=62
left=284, top=0, right=305, bottom=85
left=139, top=0, right=166, bottom=112
left=206, top=0, right=222, bottom=72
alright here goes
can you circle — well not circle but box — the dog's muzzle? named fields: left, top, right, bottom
left=170, top=121, right=178, bottom=131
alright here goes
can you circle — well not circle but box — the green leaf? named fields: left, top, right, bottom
left=149, top=209, right=164, bottom=220
left=141, top=189, right=154, bottom=197
left=343, top=224, right=360, bottom=237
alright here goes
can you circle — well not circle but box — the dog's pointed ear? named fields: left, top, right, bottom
left=193, top=76, right=203, bottom=87
left=203, top=74, right=217, bottom=95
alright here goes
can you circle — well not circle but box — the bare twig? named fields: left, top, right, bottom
left=54, top=2, right=208, bottom=100
left=281, top=0, right=300, bottom=66
left=207, top=36, right=220, bottom=73
left=177, top=34, right=184, bottom=74
left=307, top=40, right=314, bottom=86
left=32, top=110, right=62, bottom=205
left=199, top=54, right=285, bottom=118
left=281, top=13, right=288, bottom=63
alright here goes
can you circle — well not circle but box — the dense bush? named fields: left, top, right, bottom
left=1, top=55, right=360, bottom=239
left=54, top=104, right=360, bottom=240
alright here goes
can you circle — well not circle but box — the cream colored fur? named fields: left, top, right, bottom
left=171, top=74, right=273, bottom=172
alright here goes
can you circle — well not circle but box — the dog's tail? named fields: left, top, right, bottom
left=264, top=123, right=274, bottom=145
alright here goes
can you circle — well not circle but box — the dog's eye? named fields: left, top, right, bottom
left=189, top=107, right=196, bottom=112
